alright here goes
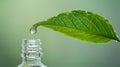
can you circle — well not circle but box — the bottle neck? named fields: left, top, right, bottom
left=19, top=39, right=46, bottom=67
left=22, top=39, right=42, bottom=64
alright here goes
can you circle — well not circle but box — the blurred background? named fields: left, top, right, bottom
left=0, top=0, right=120, bottom=67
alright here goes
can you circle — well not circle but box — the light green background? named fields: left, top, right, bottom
left=0, top=0, right=120, bottom=67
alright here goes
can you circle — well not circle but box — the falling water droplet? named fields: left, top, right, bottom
left=30, top=27, right=37, bottom=34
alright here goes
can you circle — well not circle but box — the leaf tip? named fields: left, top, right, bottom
left=117, top=39, right=120, bottom=42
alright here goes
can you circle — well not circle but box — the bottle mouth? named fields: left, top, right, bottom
left=23, top=39, right=41, bottom=45
left=22, top=39, right=42, bottom=51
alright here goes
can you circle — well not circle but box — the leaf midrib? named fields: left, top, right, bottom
left=40, top=24, right=115, bottom=40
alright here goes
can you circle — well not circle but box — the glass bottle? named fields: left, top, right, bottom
left=18, top=39, right=47, bottom=67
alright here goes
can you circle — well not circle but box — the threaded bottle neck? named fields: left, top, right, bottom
left=22, top=39, right=42, bottom=64
left=18, top=39, right=47, bottom=67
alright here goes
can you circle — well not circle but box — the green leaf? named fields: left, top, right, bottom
left=30, top=10, right=120, bottom=43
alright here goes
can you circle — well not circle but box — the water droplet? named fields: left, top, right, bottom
left=30, top=27, right=37, bottom=34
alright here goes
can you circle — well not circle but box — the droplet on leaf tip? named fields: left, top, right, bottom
left=30, top=27, right=37, bottom=35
